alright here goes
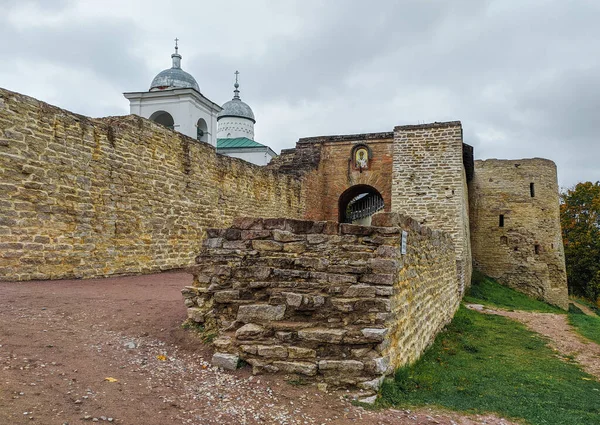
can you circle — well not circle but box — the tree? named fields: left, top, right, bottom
left=560, top=181, right=600, bottom=302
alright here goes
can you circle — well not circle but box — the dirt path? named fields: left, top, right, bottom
left=571, top=300, right=598, bottom=317
left=0, top=273, right=519, bottom=425
left=466, top=304, right=600, bottom=380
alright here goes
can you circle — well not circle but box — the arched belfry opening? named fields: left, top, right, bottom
left=149, top=110, right=175, bottom=130
left=338, top=185, right=385, bottom=225
left=196, top=118, right=208, bottom=143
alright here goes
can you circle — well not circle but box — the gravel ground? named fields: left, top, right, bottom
left=0, top=273, right=518, bottom=425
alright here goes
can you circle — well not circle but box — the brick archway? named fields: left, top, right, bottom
left=338, top=184, right=384, bottom=224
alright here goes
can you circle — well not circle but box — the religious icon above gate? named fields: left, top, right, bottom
left=352, top=144, right=371, bottom=170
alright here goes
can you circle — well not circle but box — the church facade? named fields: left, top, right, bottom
left=123, top=42, right=276, bottom=165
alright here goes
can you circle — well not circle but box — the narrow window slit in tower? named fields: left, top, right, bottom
left=535, top=244, right=540, bottom=255
left=530, top=182, right=535, bottom=197
left=499, top=214, right=504, bottom=227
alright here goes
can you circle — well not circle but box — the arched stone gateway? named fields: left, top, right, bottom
left=338, top=184, right=384, bottom=225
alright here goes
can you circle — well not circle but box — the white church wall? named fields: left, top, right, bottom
left=125, top=90, right=220, bottom=146
left=217, top=116, right=255, bottom=140
left=218, top=148, right=275, bottom=166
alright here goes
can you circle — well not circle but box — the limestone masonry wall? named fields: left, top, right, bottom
left=391, top=122, right=472, bottom=295
left=0, top=88, right=304, bottom=281
left=182, top=214, right=459, bottom=390
left=469, top=159, right=568, bottom=309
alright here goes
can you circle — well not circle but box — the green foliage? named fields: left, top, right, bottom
left=286, top=376, right=308, bottom=386
left=182, top=319, right=217, bottom=343
left=568, top=303, right=600, bottom=345
left=560, top=181, right=600, bottom=302
left=181, top=319, right=204, bottom=332
left=464, top=270, right=564, bottom=313
left=379, top=306, right=600, bottom=425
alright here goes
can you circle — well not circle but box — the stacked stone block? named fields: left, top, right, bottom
left=182, top=213, right=459, bottom=389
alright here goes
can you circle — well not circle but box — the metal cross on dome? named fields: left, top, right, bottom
left=174, top=37, right=179, bottom=53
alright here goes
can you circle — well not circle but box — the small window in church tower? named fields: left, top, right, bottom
left=499, top=214, right=505, bottom=227
left=534, top=244, right=540, bottom=255
left=530, top=183, right=535, bottom=197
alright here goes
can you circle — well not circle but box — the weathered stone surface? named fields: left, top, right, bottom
left=252, top=240, right=283, bottom=251
left=350, top=347, right=372, bottom=358
left=297, top=328, right=346, bottom=344
left=330, top=298, right=355, bottom=312
left=282, top=242, right=307, bottom=253
left=275, top=331, right=293, bottom=342
left=212, top=353, right=239, bottom=370
left=272, top=361, right=317, bottom=376
left=257, top=345, right=288, bottom=359
left=371, top=357, right=390, bottom=374
left=235, top=323, right=265, bottom=340
left=237, top=304, right=286, bottom=322
left=240, top=345, right=258, bottom=355
left=288, top=346, right=316, bottom=359
left=242, top=230, right=272, bottom=240
left=283, top=292, right=303, bottom=307
left=213, top=336, right=232, bottom=350
left=358, top=395, right=377, bottom=405
left=272, top=229, right=305, bottom=242
left=359, top=274, right=396, bottom=285
left=318, top=360, right=364, bottom=372
left=187, top=307, right=204, bottom=323
left=344, top=285, right=377, bottom=298
left=360, top=328, right=388, bottom=341
left=358, top=376, right=385, bottom=391
left=213, top=290, right=240, bottom=303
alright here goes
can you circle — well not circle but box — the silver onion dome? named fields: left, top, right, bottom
left=217, top=71, right=255, bottom=123
left=150, top=40, right=200, bottom=92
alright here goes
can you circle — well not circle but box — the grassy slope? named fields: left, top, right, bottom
left=463, top=271, right=564, bottom=313
left=568, top=304, right=600, bottom=346
left=380, top=272, right=600, bottom=425
left=570, top=296, right=600, bottom=316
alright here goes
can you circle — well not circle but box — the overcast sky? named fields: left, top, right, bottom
left=1, top=0, right=598, bottom=187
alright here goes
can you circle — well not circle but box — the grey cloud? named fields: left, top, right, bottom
left=0, top=0, right=598, bottom=187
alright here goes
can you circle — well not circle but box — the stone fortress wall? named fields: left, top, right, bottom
left=0, top=86, right=568, bottom=311
left=468, top=159, right=568, bottom=309
left=0, top=88, right=304, bottom=281
left=183, top=214, right=460, bottom=392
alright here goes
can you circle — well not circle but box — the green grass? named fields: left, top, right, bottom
left=568, top=304, right=600, bottom=345
left=464, top=270, right=564, bottom=313
left=379, top=306, right=600, bottom=425
left=570, top=296, right=600, bottom=316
